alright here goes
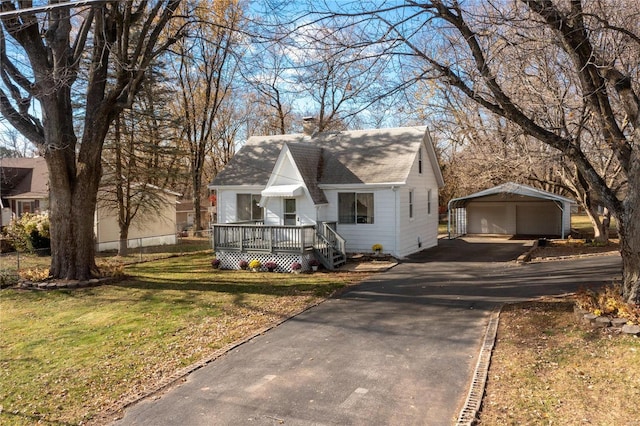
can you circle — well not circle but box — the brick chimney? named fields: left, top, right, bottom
left=302, top=116, right=317, bottom=136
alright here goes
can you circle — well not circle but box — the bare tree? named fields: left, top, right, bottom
left=0, top=127, right=32, bottom=157
left=0, top=1, right=183, bottom=280
left=241, top=41, right=295, bottom=136
left=170, top=0, right=243, bottom=232
left=291, top=24, right=390, bottom=132
left=101, top=70, right=184, bottom=255
left=308, top=0, right=640, bottom=303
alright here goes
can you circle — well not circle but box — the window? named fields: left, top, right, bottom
left=17, top=200, right=35, bottom=216
left=427, top=189, right=432, bottom=215
left=338, top=192, right=374, bottom=224
left=409, top=190, right=414, bottom=219
left=237, top=194, right=263, bottom=221
left=418, top=147, right=423, bottom=174
left=284, top=198, right=296, bottom=225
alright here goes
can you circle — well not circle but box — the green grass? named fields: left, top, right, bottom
left=571, top=213, right=617, bottom=238
left=0, top=253, right=365, bottom=425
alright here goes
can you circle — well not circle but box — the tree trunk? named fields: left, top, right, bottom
left=47, top=153, right=100, bottom=281
left=583, top=205, right=608, bottom=243
left=192, top=166, right=203, bottom=232
left=619, top=156, right=640, bottom=305
left=619, top=219, right=640, bottom=305
left=119, top=233, right=129, bottom=257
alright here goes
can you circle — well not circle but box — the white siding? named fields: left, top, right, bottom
left=323, top=188, right=398, bottom=255
left=296, top=194, right=317, bottom=225
left=215, top=187, right=263, bottom=223
left=263, top=197, right=281, bottom=225
left=216, top=189, right=237, bottom=223
left=319, top=142, right=441, bottom=258
left=396, top=143, right=440, bottom=257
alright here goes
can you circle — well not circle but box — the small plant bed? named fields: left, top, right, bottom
left=348, top=252, right=396, bottom=262
left=531, top=238, right=619, bottom=261
left=478, top=299, right=640, bottom=425
left=573, top=284, right=640, bottom=331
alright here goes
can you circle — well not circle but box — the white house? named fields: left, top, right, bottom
left=209, top=125, right=445, bottom=271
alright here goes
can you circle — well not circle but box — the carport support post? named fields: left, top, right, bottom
left=555, top=201, right=566, bottom=239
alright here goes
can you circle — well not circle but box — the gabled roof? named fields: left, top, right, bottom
left=448, top=182, right=575, bottom=208
left=284, top=142, right=328, bottom=204
left=210, top=127, right=444, bottom=190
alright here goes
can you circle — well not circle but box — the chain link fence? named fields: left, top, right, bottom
left=0, top=230, right=213, bottom=288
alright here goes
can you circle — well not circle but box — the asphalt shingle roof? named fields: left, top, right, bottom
left=211, top=127, right=427, bottom=189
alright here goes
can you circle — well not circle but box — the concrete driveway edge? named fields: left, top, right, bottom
left=456, top=307, right=501, bottom=426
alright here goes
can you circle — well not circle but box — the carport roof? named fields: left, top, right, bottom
left=448, top=182, right=575, bottom=209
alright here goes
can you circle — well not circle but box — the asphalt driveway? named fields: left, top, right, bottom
left=113, top=238, right=621, bottom=426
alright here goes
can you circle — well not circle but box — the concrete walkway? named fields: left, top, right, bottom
left=113, top=238, right=621, bottom=426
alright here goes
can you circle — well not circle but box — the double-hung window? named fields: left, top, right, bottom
left=338, top=192, right=374, bottom=224
left=236, top=194, right=263, bottom=222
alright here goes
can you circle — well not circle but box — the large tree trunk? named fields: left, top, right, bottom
left=47, top=153, right=101, bottom=281
left=619, top=156, right=640, bottom=305
left=619, top=217, right=640, bottom=305
left=42, top=88, right=107, bottom=281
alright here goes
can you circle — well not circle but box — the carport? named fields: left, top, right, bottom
left=447, top=182, right=575, bottom=239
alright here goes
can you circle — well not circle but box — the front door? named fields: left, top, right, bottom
left=284, top=198, right=296, bottom=225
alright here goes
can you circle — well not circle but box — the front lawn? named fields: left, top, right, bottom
left=0, top=253, right=367, bottom=425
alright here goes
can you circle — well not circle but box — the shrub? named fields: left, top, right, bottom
left=239, top=259, right=249, bottom=269
left=372, top=243, right=383, bottom=252
left=211, top=258, right=221, bottom=269
left=4, top=213, right=50, bottom=253
left=309, top=258, right=320, bottom=267
left=0, top=269, right=20, bottom=287
left=248, top=259, right=261, bottom=269
left=291, top=262, right=302, bottom=270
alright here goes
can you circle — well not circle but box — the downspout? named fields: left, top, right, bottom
left=392, top=186, right=398, bottom=256
left=447, top=199, right=452, bottom=239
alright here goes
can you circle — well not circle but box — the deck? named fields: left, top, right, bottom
left=211, top=224, right=317, bottom=253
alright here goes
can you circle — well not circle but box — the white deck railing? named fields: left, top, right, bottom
left=212, top=224, right=317, bottom=253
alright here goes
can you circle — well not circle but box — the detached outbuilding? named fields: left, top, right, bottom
left=448, top=183, right=575, bottom=239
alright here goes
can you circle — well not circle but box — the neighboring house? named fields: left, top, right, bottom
left=176, top=198, right=213, bottom=233
left=95, top=187, right=180, bottom=252
left=209, top=125, right=445, bottom=271
left=447, top=182, right=575, bottom=239
left=0, top=157, right=49, bottom=226
left=0, top=157, right=179, bottom=251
